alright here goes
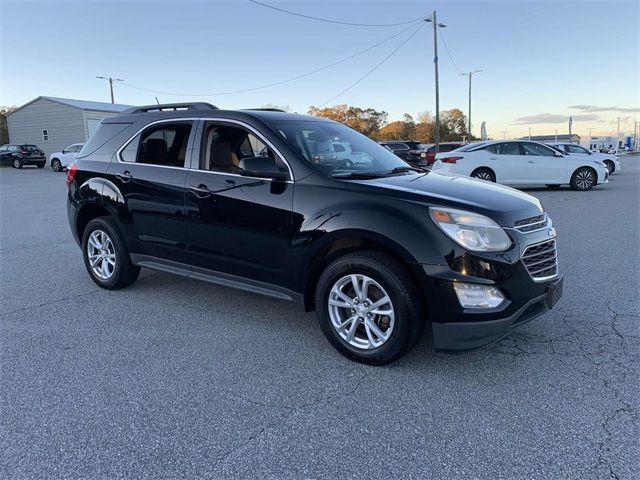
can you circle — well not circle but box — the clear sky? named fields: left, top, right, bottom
left=1, top=0, right=638, bottom=138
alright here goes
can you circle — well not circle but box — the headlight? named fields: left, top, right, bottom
left=429, top=207, right=512, bottom=252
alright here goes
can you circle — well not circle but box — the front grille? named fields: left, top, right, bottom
left=522, top=239, right=558, bottom=281
left=514, top=213, right=548, bottom=233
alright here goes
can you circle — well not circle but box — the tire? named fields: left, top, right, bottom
left=12, top=158, right=22, bottom=169
left=315, top=251, right=425, bottom=365
left=570, top=167, right=597, bottom=191
left=471, top=167, right=496, bottom=182
left=51, top=159, right=62, bottom=172
left=545, top=184, right=561, bottom=188
left=37, top=162, right=45, bottom=168
left=82, top=217, right=140, bottom=290
left=604, top=160, right=615, bottom=174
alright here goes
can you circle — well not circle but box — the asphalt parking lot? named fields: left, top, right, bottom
left=1, top=159, right=638, bottom=479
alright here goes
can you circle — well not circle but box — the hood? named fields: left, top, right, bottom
left=355, top=172, right=544, bottom=226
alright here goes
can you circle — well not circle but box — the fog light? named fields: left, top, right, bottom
left=453, top=282, right=505, bottom=309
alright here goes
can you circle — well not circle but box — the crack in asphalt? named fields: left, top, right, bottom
left=0, top=289, right=106, bottom=318
left=488, top=308, right=639, bottom=479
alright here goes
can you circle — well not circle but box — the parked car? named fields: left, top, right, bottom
left=432, top=140, right=609, bottom=191
left=546, top=142, right=620, bottom=174
left=0, top=144, right=46, bottom=168
left=67, top=103, right=563, bottom=365
left=378, top=141, right=427, bottom=166
left=423, top=141, right=465, bottom=165
left=331, top=141, right=373, bottom=166
left=49, top=143, right=85, bottom=172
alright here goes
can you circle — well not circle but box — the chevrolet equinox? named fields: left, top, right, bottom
left=67, top=103, right=563, bottom=365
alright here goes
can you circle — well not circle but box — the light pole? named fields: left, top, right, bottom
left=528, top=127, right=532, bottom=140
left=500, top=130, right=509, bottom=139
left=425, top=12, right=446, bottom=154
left=96, top=76, right=124, bottom=104
left=459, top=70, right=482, bottom=140
left=616, top=117, right=621, bottom=147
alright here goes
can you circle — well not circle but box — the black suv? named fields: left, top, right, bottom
left=378, top=141, right=427, bottom=166
left=0, top=144, right=46, bottom=168
left=67, top=103, right=563, bottom=365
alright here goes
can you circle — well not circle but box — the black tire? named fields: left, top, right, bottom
left=51, top=159, right=63, bottom=172
left=471, top=167, right=496, bottom=182
left=545, top=184, right=561, bottom=188
left=12, top=158, right=22, bottom=169
left=81, top=217, right=140, bottom=290
left=37, top=162, right=45, bottom=168
left=570, top=167, right=597, bottom=191
left=604, top=160, right=615, bottom=174
left=315, top=251, right=425, bottom=365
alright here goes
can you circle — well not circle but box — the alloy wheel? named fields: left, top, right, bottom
left=474, top=170, right=494, bottom=181
left=52, top=160, right=62, bottom=172
left=328, top=274, right=395, bottom=350
left=13, top=158, right=21, bottom=168
left=87, top=230, right=116, bottom=280
left=574, top=169, right=595, bottom=190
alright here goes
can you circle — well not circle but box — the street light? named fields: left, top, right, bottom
left=425, top=12, right=446, bottom=154
left=96, top=76, right=124, bottom=104
left=459, top=70, right=482, bottom=141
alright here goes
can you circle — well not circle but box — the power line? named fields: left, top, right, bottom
left=248, top=0, right=428, bottom=27
left=319, top=24, right=425, bottom=107
left=438, top=29, right=463, bottom=74
left=120, top=22, right=422, bottom=97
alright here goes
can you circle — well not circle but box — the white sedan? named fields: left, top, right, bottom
left=546, top=142, right=620, bottom=174
left=432, top=140, right=609, bottom=191
left=48, top=143, right=84, bottom=172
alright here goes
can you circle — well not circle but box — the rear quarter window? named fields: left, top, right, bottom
left=77, top=122, right=133, bottom=158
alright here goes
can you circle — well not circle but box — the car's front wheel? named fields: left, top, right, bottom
left=51, top=159, right=62, bottom=172
left=315, top=251, right=425, bottom=365
left=570, top=167, right=596, bottom=191
left=82, top=217, right=140, bottom=289
left=604, top=160, right=615, bottom=174
left=12, top=158, right=22, bottom=169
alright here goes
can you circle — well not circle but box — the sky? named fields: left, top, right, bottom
left=1, top=0, right=638, bottom=139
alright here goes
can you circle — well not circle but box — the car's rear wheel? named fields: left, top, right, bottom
left=51, top=159, right=62, bottom=172
left=315, top=251, right=424, bottom=365
left=12, top=158, right=22, bottom=169
left=82, top=217, right=140, bottom=289
left=604, top=160, right=615, bottom=174
left=570, top=167, right=596, bottom=191
left=471, top=167, right=496, bottom=182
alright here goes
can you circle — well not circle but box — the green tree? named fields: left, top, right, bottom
left=0, top=106, right=17, bottom=145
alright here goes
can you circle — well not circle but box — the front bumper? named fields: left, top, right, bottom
left=431, top=276, right=563, bottom=351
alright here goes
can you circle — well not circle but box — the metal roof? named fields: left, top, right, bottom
left=8, top=96, right=132, bottom=115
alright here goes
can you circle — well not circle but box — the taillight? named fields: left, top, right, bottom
left=66, top=163, right=77, bottom=188
left=443, top=156, right=464, bottom=163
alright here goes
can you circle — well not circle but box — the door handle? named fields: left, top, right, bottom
left=189, top=184, right=212, bottom=198
left=527, top=160, right=536, bottom=163
left=489, top=156, right=498, bottom=160
left=115, top=171, right=132, bottom=182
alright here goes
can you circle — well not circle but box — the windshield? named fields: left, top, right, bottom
left=267, top=120, right=418, bottom=177
left=21, top=145, right=41, bottom=152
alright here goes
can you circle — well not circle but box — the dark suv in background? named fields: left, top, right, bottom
left=0, top=144, right=46, bottom=168
left=67, top=103, right=563, bottom=365
left=378, top=141, right=427, bottom=166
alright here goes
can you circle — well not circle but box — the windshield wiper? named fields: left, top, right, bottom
left=389, top=166, right=428, bottom=174
left=329, top=171, right=390, bottom=179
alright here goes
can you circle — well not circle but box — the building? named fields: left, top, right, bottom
left=585, top=135, right=634, bottom=151
left=6, top=96, right=131, bottom=156
left=518, top=134, right=581, bottom=143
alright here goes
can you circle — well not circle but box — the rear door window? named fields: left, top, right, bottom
left=121, top=122, right=193, bottom=167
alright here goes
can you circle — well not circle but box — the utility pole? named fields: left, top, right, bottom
left=425, top=12, right=446, bottom=154
left=459, top=70, right=482, bottom=141
left=616, top=117, right=621, bottom=147
left=96, top=76, right=124, bottom=104
left=528, top=127, right=532, bottom=140
left=555, top=129, right=558, bottom=142
left=500, top=130, right=509, bottom=139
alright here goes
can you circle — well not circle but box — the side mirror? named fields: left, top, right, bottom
left=239, top=156, right=287, bottom=181
left=554, top=151, right=563, bottom=157
left=61, top=150, right=66, bottom=154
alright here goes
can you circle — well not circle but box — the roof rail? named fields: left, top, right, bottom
left=123, top=102, right=219, bottom=114
left=247, top=108, right=286, bottom=112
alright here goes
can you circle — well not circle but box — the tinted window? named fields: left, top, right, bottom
left=522, top=142, right=555, bottom=157
left=201, top=123, right=287, bottom=176
left=121, top=122, right=192, bottom=167
left=78, top=122, right=132, bottom=158
left=333, top=143, right=346, bottom=152
left=567, top=145, right=589, bottom=154
left=388, top=143, right=408, bottom=150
